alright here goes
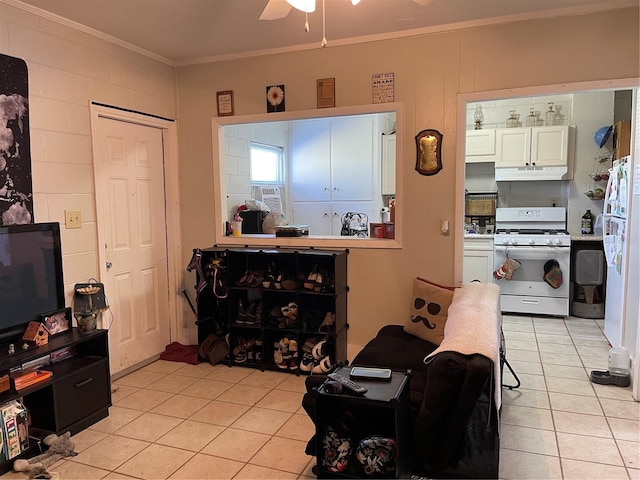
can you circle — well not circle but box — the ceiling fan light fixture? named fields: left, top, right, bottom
left=351, top=0, right=362, bottom=5
left=286, top=0, right=316, bottom=13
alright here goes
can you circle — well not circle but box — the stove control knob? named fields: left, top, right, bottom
left=554, top=238, right=562, bottom=245
left=528, top=238, right=535, bottom=245
left=510, top=238, right=518, bottom=245
left=546, top=238, right=553, bottom=245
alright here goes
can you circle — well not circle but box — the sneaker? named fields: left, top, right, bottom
left=300, top=352, right=315, bottom=373
left=311, top=355, right=334, bottom=374
left=312, top=339, right=330, bottom=360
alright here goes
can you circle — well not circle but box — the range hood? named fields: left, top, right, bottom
left=495, top=165, right=571, bottom=181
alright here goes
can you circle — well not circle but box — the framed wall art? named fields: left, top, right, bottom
left=415, top=129, right=443, bottom=176
left=41, top=307, right=72, bottom=335
left=216, top=90, right=234, bottom=116
left=266, top=84, right=285, bottom=113
left=317, top=78, right=335, bottom=108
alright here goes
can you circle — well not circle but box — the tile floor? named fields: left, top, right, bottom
left=1, top=314, right=638, bottom=479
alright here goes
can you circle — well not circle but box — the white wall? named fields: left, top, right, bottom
left=0, top=2, right=176, bottom=307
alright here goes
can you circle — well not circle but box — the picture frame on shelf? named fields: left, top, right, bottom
left=216, top=90, right=234, bottom=116
left=317, top=78, right=335, bottom=108
left=40, top=307, right=71, bottom=335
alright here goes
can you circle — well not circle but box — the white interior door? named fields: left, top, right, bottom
left=94, top=117, right=170, bottom=374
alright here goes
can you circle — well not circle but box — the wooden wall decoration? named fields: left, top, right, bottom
left=0, top=54, right=33, bottom=225
left=415, top=129, right=443, bottom=176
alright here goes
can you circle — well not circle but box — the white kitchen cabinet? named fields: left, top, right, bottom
left=290, top=118, right=331, bottom=202
left=381, top=133, right=396, bottom=195
left=495, top=126, right=574, bottom=168
left=463, top=237, right=494, bottom=284
left=465, top=129, right=496, bottom=163
left=331, top=116, right=373, bottom=201
left=290, top=115, right=375, bottom=234
left=292, top=201, right=373, bottom=236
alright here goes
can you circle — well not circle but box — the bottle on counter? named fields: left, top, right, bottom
left=581, top=209, right=594, bottom=235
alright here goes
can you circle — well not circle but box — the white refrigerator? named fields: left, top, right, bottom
left=602, top=156, right=632, bottom=348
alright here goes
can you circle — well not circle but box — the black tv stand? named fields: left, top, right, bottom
left=0, top=328, right=111, bottom=474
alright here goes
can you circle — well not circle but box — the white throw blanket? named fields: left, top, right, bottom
left=424, top=282, right=502, bottom=410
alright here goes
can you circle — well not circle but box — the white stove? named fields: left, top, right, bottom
left=493, top=207, right=571, bottom=317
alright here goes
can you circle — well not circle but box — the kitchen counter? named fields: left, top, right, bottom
left=464, top=233, right=494, bottom=239
left=571, top=235, right=603, bottom=242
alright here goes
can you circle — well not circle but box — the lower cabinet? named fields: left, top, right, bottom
left=463, top=237, right=495, bottom=283
left=0, top=329, right=111, bottom=474
left=311, top=367, right=411, bottom=479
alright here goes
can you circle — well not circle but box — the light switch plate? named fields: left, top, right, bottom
left=65, top=210, right=82, bottom=229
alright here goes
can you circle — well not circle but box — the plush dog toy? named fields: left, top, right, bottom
left=13, top=432, right=77, bottom=479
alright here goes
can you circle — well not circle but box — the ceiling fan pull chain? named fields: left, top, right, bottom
left=321, top=0, right=327, bottom=47
left=305, top=11, right=310, bottom=32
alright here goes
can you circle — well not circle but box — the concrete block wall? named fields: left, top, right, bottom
left=0, top=2, right=176, bottom=304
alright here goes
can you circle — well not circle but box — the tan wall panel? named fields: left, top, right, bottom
left=177, top=7, right=639, bottom=349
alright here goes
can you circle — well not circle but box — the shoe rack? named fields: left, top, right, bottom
left=192, top=247, right=348, bottom=374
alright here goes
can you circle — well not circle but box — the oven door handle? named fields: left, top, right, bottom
left=494, top=245, right=568, bottom=260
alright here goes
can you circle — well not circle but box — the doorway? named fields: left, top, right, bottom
left=90, top=104, right=183, bottom=375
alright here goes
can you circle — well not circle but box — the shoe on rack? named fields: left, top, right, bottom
left=313, top=269, right=325, bottom=292
left=304, top=266, right=319, bottom=290
left=300, top=352, right=315, bottom=373
left=235, top=300, right=247, bottom=325
left=273, top=340, right=283, bottom=364
left=281, top=273, right=298, bottom=290
left=312, top=339, right=331, bottom=360
left=234, top=337, right=248, bottom=363
left=311, top=355, right=334, bottom=374
left=319, top=312, right=335, bottom=333
left=269, top=306, right=284, bottom=327
left=254, top=337, right=263, bottom=362
left=302, top=336, right=321, bottom=355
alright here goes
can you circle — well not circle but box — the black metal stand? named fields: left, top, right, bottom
left=500, top=329, right=521, bottom=390
left=502, top=357, right=521, bottom=390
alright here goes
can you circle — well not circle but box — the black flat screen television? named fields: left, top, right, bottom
left=0, top=222, right=65, bottom=342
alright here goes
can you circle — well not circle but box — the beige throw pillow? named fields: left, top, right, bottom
left=403, top=277, right=455, bottom=346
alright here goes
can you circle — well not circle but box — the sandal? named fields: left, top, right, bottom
left=313, top=269, right=325, bottom=292
left=304, top=266, right=319, bottom=290
left=281, top=273, right=297, bottom=290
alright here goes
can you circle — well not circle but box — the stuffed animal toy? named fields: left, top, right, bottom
left=13, top=432, right=77, bottom=479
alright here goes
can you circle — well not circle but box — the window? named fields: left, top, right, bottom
left=250, top=143, right=283, bottom=184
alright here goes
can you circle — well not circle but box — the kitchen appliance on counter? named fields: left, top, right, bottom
left=494, top=207, right=571, bottom=316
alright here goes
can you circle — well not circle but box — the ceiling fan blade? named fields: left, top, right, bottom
left=259, top=0, right=293, bottom=20
left=412, top=0, right=436, bottom=5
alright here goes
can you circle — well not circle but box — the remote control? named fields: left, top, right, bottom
left=327, top=372, right=368, bottom=395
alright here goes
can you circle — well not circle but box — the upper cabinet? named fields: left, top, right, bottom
left=381, top=133, right=396, bottom=195
left=465, top=130, right=496, bottom=163
left=290, top=116, right=375, bottom=235
left=495, top=126, right=574, bottom=168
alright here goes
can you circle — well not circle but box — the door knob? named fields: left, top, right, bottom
left=106, top=262, right=112, bottom=270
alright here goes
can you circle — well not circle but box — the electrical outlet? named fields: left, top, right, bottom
left=65, top=210, right=82, bottom=229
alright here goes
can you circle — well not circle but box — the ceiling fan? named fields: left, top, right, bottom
left=259, top=0, right=434, bottom=21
